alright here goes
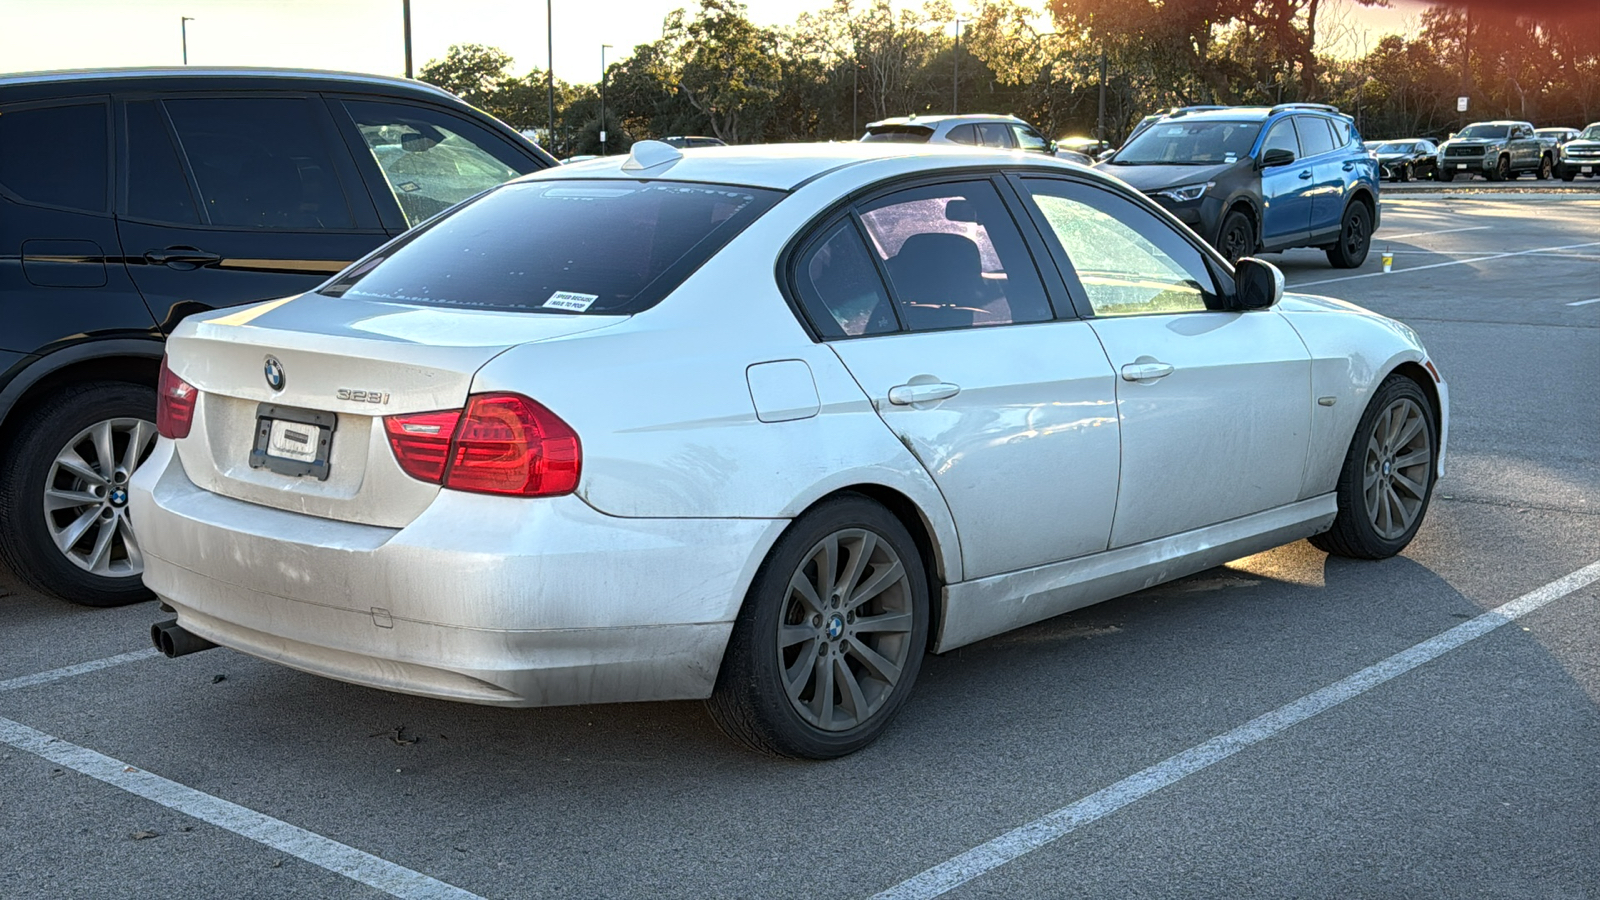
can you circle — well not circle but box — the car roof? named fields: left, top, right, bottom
left=0, top=66, right=458, bottom=101
left=865, top=114, right=1025, bottom=128
left=523, top=140, right=1093, bottom=191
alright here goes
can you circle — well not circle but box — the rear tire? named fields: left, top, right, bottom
left=0, top=382, right=158, bottom=606
left=1537, top=155, right=1554, bottom=180
left=1309, top=375, right=1438, bottom=560
left=1324, top=202, right=1372, bottom=269
left=707, top=494, right=929, bottom=759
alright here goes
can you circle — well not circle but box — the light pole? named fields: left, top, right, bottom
left=952, top=18, right=961, bottom=114
left=547, top=0, right=556, bottom=154
left=600, top=44, right=613, bottom=155
left=181, top=16, right=194, bottom=65
left=402, top=0, right=413, bottom=78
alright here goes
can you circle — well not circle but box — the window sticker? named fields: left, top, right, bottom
left=543, top=291, right=599, bottom=312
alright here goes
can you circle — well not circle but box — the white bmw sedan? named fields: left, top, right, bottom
left=132, top=141, right=1447, bottom=759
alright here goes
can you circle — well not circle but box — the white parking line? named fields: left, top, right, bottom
left=1566, top=298, right=1600, bottom=307
left=1376, top=225, right=1491, bottom=240
left=871, top=558, right=1600, bottom=900
left=1290, top=240, right=1600, bottom=289
left=0, top=648, right=159, bottom=693
left=0, top=716, right=484, bottom=900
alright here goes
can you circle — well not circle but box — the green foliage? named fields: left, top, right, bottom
left=418, top=2, right=1600, bottom=151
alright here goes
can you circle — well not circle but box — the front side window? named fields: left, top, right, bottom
left=1260, top=119, right=1301, bottom=163
left=856, top=180, right=1052, bottom=331
left=320, top=179, right=781, bottom=315
left=1114, top=121, right=1262, bottom=165
left=977, top=123, right=1013, bottom=149
left=0, top=102, right=108, bottom=212
left=794, top=220, right=897, bottom=338
left=342, top=99, right=532, bottom=227
left=1012, top=124, right=1050, bottom=153
left=1023, top=179, right=1215, bottom=318
left=163, top=97, right=354, bottom=229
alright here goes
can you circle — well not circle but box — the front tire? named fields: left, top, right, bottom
left=707, top=495, right=929, bottom=759
left=1487, top=155, right=1510, bottom=181
left=1399, top=163, right=1412, bottom=182
left=1309, top=375, right=1438, bottom=560
left=1436, top=169, right=1456, bottom=182
left=1217, top=211, right=1255, bottom=265
left=1324, top=201, right=1372, bottom=269
left=0, top=382, right=158, bottom=606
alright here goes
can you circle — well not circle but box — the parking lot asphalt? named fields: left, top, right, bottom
left=3, top=192, right=1598, bottom=899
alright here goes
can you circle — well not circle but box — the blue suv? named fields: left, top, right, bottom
left=1099, top=104, right=1380, bottom=268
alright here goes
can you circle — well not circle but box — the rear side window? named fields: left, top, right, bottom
left=320, top=179, right=781, bottom=314
left=126, top=101, right=200, bottom=224
left=163, top=97, right=354, bottom=229
left=341, top=99, right=534, bottom=228
left=794, top=220, right=897, bottom=338
left=1297, top=117, right=1337, bottom=157
left=946, top=124, right=979, bottom=145
left=0, top=102, right=108, bottom=212
left=856, top=180, right=1052, bottom=331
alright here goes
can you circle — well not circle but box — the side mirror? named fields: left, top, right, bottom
left=1232, top=257, right=1284, bottom=310
left=1260, top=147, right=1296, bottom=168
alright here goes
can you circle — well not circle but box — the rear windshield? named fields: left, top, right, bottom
left=318, top=179, right=781, bottom=314
left=1113, top=120, right=1262, bottom=165
left=862, top=125, right=934, bottom=143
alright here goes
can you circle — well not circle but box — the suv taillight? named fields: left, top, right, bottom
left=384, top=393, right=581, bottom=497
left=156, top=356, right=197, bottom=439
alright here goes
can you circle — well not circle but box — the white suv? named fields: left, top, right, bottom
left=861, top=114, right=1091, bottom=164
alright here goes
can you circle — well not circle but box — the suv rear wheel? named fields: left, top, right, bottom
left=0, top=382, right=158, bottom=606
left=1324, top=202, right=1372, bottom=269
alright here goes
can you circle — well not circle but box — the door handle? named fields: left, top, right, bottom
left=1298, top=169, right=1313, bottom=180
left=888, top=382, right=960, bottom=406
left=144, top=247, right=221, bottom=267
left=1120, top=362, right=1174, bottom=382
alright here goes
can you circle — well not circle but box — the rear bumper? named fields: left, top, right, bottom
left=129, top=440, right=787, bottom=707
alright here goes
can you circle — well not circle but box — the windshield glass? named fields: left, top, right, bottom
left=1372, top=141, right=1413, bottom=153
left=1581, top=125, right=1600, bottom=140
left=1112, top=121, right=1262, bottom=165
left=1457, top=124, right=1510, bottom=140
left=862, top=125, right=933, bottom=143
left=319, top=179, right=781, bottom=314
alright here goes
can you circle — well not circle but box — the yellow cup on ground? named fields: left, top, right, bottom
left=1382, top=250, right=1393, bottom=273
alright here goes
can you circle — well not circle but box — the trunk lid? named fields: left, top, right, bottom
left=165, top=293, right=625, bottom=527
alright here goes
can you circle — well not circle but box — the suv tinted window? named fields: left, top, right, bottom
left=1116, top=120, right=1261, bottom=164
left=0, top=102, right=108, bottom=212
left=164, top=97, right=353, bottom=229
left=856, top=180, right=1052, bottom=331
left=342, top=99, right=531, bottom=227
left=1012, top=124, right=1049, bottom=153
left=125, top=101, right=200, bottom=224
left=320, top=180, right=781, bottom=314
left=1296, top=117, right=1337, bottom=157
left=1260, top=119, right=1300, bottom=161
left=794, top=220, right=897, bottom=338
left=977, top=123, right=1012, bottom=149
left=946, top=124, right=979, bottom=145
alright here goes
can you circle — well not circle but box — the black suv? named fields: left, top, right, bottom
left=0, top=68, right=555, bottom=606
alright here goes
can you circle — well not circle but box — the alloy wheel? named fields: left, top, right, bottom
left=42, top=417, right=156, bottom=577
left=777, top=528, right=915, bottom=732
left=1345, top=212, right=1367, bottom=260
left=1362, top=398, right=1432, bottom=540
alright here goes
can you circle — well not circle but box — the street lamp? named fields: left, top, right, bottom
left=952, top=18, right=961, bottom=114
left=402, top=0, right=413, bottom=78
left=600, top=44, right=613, bottom=155
left=181, top=16, right=195, bottom=65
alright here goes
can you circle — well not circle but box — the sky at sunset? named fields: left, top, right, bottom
left=2, top=0, right=1433, bottom=88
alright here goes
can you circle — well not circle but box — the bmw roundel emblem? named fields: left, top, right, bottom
left=264, top=356, right=286, bottom=392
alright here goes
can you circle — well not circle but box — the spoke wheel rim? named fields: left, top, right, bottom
left=1223, top=222, right=1249, bottom=262
left=1345, top=211, right=1367, bottom=257
left=777, top=528, right=914, bottom=733
left=42, top=417, right=157, bottom=578
left=1361, top=398, right=1432, bottom=541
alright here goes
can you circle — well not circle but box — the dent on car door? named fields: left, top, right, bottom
left=1017, top=177, right=1312, bottom=548
left=113, top=94, right=386, bottom=331
left=794, top=178, right=1120, bottom=580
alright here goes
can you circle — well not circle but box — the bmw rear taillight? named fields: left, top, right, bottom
left=384, top=393, right=580, bottom=497
left=156, top=356, right=197, bottom=439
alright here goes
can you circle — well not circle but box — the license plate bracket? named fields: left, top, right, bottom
left=249, top=403, right=337, bottom=481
